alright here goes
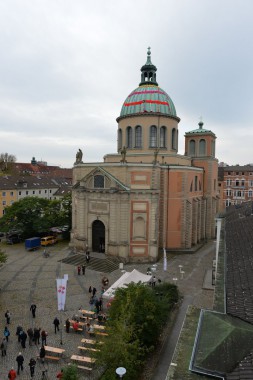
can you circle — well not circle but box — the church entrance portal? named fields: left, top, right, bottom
left=92, top=220, right=105, bottom=253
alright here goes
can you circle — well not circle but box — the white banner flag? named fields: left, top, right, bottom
left=163, top=248, right=167, bottom=271
left=56, top=278, right=67, bottom=311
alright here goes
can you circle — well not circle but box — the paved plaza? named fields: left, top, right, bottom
left=0, top=240, right=215, bottom=380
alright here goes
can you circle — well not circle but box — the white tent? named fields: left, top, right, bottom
left=102, top=269, right=153, bottom=300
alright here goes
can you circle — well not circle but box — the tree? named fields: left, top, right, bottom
left=62, top=364, right=78, bottom=380
left=96, top=282, right=179, bottom=380
left=0, top=152, right=16, bottom=171
left=0, top=248, right=7, bottom=264
left=0, top=196, right=71, bottom=238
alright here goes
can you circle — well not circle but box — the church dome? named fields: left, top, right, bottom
left=119, top=48, right=177, bottom=118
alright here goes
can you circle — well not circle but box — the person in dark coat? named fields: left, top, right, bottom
left=39, top=345, right=45, bottom=363
left=92, top=287, right=97, bottom=297
left=27, top=328, right=34, bottom=346
left=30, top=304, right=37, bottom=318
left=86, top=251, right=90, bottom=263
left=53, top=317, right=60, bottom=333
left=65, top=318, right=70, bottom=333
left=16, top=352, right=24, bottom=374
left=29, top=357, right=36, bottom=377
left=16, top=326, right=23, bottom=342
left=82, top=265, right=85, bottom=275
left=4, top=326, right=10, bottom=342
left=41, top=330, right=47, bottom=346
left=1, top=338, right=7, bottom=356
left=5, top=310, right=11, bottom=324
left=20, top=331, right=27, bottom=348
left=33, top=327, right=41, bottom=345
left=77, top=266, right=81, bottom=275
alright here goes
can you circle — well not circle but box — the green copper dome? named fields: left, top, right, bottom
left=119, top=48, right=177, bottom=118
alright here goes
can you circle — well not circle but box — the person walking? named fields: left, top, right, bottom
left=89, top=285, right=92, bottom=294
left=4, top=326, right=10, bottom=342
left=27, top=327, right=34, bottom=346
left=82, top=264, right=85, bottom=275
left=53, top=317, right=60, bottom=333
left=28, top=357, right=36, bottom=378
left=16, top=352, right=24, bottom=375
left=20, top=330, right=27, bottom=349
left=5, top=310, right=10, bottom=324
left=8, top=368, right=17, bottom=380
left=92, top=287, right=97, bottom=297
left=86, top=251, right=90, bottom=263
left=1, top=338, right=7, bottom=356
left=39, top=345, right=46, bottom=363
left=30, top=304, right=37, bottom=318
left=16, top=325, right=23, bottom=342
left=77, top=266, right=81, bottom=275
left=65, top=318, right=70, bottom=333
left=33, top=327, right=41, bottom=345
left=41, top=330, right=47, bottom=346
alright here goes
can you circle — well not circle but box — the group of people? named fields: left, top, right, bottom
left=77, top=264, right=86, bottom=275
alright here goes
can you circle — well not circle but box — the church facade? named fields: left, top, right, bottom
left=71, top=49, right=219, bottom=262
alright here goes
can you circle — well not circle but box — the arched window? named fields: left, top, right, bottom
left=118, top=129, right=122, bottom=151
left=160, top=126, right=166, bottom=148
left=150, top=125, right=157, bottom=147
left=172, top=128, right=176, bottom=149
left=189, top=140, right=196, bottom=155
left=94, top=175, right=104, bottom=188
left=211, top=140, right=215, bottom=157
left=199, top=139, right=206, bottom=156
left=195, top=176, right=198, bottom=191
left=133, top=216, right=146, bottom=240
left=126, top=127, right=132, bottom=148
left=135, top=126, right=142, bottom=148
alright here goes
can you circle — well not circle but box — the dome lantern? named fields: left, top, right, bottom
left=139, top=47, right=158, bottom=86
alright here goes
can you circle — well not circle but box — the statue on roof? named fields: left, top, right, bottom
left=120, top=146, right=127, bottom=163
left=75, top=148, right=83, bottom=164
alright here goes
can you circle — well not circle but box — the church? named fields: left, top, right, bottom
left=71, top=48, right=219, bottom=262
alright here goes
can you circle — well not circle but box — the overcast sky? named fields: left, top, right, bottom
left=0, top=0, right=252, bottom=168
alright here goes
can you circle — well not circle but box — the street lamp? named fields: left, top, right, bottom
left=116, top=367, right=126, bottom=378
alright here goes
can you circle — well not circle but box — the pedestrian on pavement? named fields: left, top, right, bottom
left=27, top=327, right=34, bottom=346
left=39, top=345, right=46, bottom=363
left=86, top=251, right=90, bottom=263
left=92, top=286, right=97, bottom=296
left=8, top=367, right=17, bottom=380
left=1, top=337, right=7, bottom=356
left=88, top=285, right=92, bottom=294
left=65, top=318, right=70, bottom=333
left=77, top=265, right=81, bottom=275
left=4, top=326, right=10, bottom=342
left=16, top=325, right=23, bottom=342
left=5, top=310, right=11, bottom=324
left=41, top=330, right=47, bottom=346
left=20, top=330, right=27, bottom=348
left=16, top=352, right=24, bottom=375
left=28, top=357, right=36, bottom=378
left=82, top=264, right=85, bottom=275
left=30, top=304, right=37, bottom=318
left=53, top=317, right=60, bottom=333
left=33, top=327, right=41, bottom=345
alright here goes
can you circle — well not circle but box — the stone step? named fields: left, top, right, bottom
left=59, top=254, right=120, bottom=274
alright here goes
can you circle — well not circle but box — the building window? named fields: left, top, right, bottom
left=49, top=190, right=52, bottom=193
left=2, top=201, right=6, bottom=205
left=2, top=191, right=6, bottom=196
left=235, top=180, right=239, bottom=186
left=199, top=139, right=206, bottom=156
left=32, top=191, right=35, bottom=194
left=160, top=126, right=166, bottom=148
left=249, top=181, right=253, bottom=186
left=3, top=209, right=5, bottom=215
left=118, top=128, right=122, bottom=151
left=10, top=200, right=14, bottom=205
left=189, top=140, right=196, bottom=155
left=199, top=180, right=202, bottom=191
left=190, top=181, right=193, bottom=192
left=171, top=128, right=176, bottom=149
left=39, top=190, right=41, bottom=194
left=249, top=190, right=253, bottom=197
left=19, top=191, right=21, bottom=195
left=10, top=191, right=14, bottom=196
left=241, top=180, right=245, bottom=187
left=45, top=190, right=47, bottom=193
left=226, top=179, right=231, bottom=186
left=195, top=176, right=198, bottom=191
left=228, top=172, right=231, bottom=175
left=126, top=126, right=133, bottom=148
left=214, top=179, right=216, bottom=190
left=94, top=175, right=104, bottom=188
left=211, top=140, right=215, bottom=156
left=135, top=126, right=142, bottom=148
left=226, top=190, right=231, bottom=196
left=150, top=125, right=157, bottom=147
left=26, top=191, right=29, bottom=195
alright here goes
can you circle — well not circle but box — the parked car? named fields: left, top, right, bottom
left=41, top=236, right=57, bottom=246
left=6, top=235, right=22, bottom=244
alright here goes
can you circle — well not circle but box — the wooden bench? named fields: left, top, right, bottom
left=64, top=325, right=83, bottom=332
left=37, top=355, right=60, bottom=361
left=78, top=346, right=100, bottom=352
left=71, top=354, right=96, bottom=364
left=93, top=331, right=108, bottom=336
left=81, top=338, right=104, bottom=345
left=68, top=362, right=92, bottom=371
